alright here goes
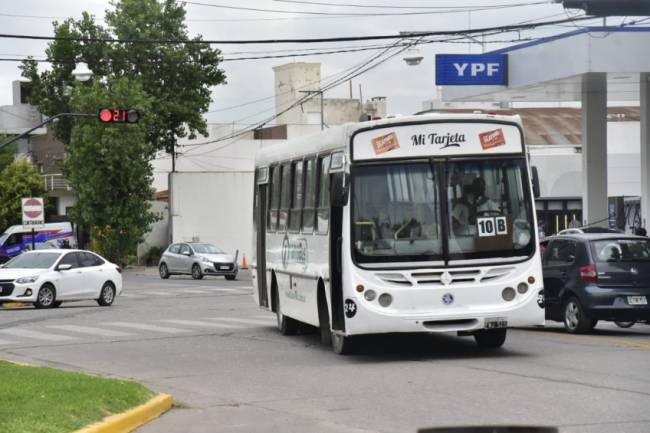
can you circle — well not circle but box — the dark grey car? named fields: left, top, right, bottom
left=542, top=233, right=650, bottom=333
left=158, top=242, right=238, bottom=280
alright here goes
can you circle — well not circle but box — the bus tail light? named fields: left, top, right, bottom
left=580, top=264, right=598, bottom=283
left=364, top=290, right=376, bottom=301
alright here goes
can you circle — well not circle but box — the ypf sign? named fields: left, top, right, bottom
left=22, top=197, right=44, bottom=229
left=435, top=54, right=508, bottom=86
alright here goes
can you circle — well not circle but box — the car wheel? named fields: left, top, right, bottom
left=34, top=284, right=56, bottom=309
left=563, top=297, right=596, bottom=334
left=225, top=274, right=237, bottom=281
left=274, top=287, right=298, bottom=335
left=159, top=263, right=170, bottom=279
left=191, top=264, right=203, bottom=280
left=97, top=283, right=116, bottom=307
left=473, top=328, right=507, bottom=348
left=614, top=321, right=636, bottom=328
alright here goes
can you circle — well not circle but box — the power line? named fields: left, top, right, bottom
left=270, top=0, right=552, bottom=10
left=0, top=15, right=597, bottom=45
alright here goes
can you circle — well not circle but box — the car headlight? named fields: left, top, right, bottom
left=200, top=256, right=211, bottom=263
left=16, top=276, right=39, bottom=284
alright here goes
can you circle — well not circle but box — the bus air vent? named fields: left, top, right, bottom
left=375, top=273, right=412, bottom=285
left=480, top=267, right=517, bottom=282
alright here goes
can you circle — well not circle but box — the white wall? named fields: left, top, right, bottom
left=170, top=171, right=254, bottom=262
left=57, top=195, right=75, bottom=216
left=137, top=201, right=169, bottom=261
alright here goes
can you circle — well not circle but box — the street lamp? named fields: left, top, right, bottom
left=71, top=62, right=93, bottom=82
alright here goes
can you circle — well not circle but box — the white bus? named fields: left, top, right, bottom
left=252, top=113, right=544, bottom=354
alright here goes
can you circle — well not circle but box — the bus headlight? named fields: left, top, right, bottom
left=364, top=290, right=376, bottom=301
left=502, top=287, right=516, bottom=302
left=517, top=282, right=529, bottom=294
left=378, top=293, right=393, bottom=307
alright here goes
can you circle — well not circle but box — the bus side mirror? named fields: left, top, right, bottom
left=331, top=172, right=350, bottom=207
left=531, top=166, right=540, bottom=199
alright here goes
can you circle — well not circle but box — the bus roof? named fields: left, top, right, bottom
left=254, top=112, right=523, bottom=166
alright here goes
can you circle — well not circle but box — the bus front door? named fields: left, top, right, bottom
left=256, top=184, right=269, bottom=308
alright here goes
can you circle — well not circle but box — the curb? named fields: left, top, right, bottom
left=74, top=393, right=173, bottom=433
left=0, top=302, right=30, bottom=309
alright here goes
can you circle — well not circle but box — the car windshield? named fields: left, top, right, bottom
left=591, top=239, right=650, bottom=262
left=3, top=252, right=61, bottom=269
left=192, top=244, right=224, bottom=254
left=352, top=158, right=534, bottom=263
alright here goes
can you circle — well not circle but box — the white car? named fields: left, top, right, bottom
left=0, top=250, right=122, bottom=309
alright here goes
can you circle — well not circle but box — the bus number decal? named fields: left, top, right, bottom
left=344, top=299, right=358, bottom=318
left=478, top=217, right=508, bottom=237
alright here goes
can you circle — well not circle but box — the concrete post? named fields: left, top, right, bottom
left=641, top=73, right=650, bottom=229
left=581, top=73, right=608, bottom=227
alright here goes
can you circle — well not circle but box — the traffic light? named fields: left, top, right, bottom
left=97, top=108, right=141, bottom=124
left=558, top=0, right=650, bottom=16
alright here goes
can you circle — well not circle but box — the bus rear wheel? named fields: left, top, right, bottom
left=473, top=328, right=507, bottom=349
left=331, top=332, right=355, bottom=355
left=274, top=287, right=298, bottom=335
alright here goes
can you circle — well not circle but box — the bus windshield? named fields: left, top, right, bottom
left=352, top=158, right=534, bottom=263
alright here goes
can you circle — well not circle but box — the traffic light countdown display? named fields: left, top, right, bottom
left=97, top=108, right=141, bottom=124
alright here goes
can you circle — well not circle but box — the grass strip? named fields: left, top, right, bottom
left=0, top=360, right=154, bottom=433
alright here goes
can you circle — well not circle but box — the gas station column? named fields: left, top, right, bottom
left=581, top=72, right=608, bottom=227
left=641, top=72, right=650, bottom=229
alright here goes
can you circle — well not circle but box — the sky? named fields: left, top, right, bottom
left=0, top=0, right=623, bottom=127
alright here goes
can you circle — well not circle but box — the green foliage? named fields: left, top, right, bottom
left=0, top=161, right=47, bottom=230
left=66, top=78, right=159, bottom=264
left=143, top=245, right=165, bottom=266
left=21, top=0, right=226, bottom=150
left=0, top=360, right=153, bottom=433
left=0, top=140, right=17, bottom=174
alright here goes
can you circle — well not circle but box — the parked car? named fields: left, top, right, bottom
left=542, top=233, right=650, bottom=333
left=0, top=250, right=122, bottom=309
left=557, top=227, right=622, bottom=235
left=158, top=242, right=238, bottom=280
left=0, top=222, right=77, bottom=263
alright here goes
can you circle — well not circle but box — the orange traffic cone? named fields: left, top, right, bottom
left=241, top=254, right=248, bottom=270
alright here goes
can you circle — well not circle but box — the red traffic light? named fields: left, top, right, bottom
left=97, top=108, right=141, bottom=124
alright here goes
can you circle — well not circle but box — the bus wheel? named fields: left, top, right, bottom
left=331, top=332, right=355, bottom=355
left=274, top=287, right=298, bottom=335
left=473, top=328, right=507, bottom=349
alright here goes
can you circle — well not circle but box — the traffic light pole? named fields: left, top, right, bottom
left=0, top=112, right=95, bottom=152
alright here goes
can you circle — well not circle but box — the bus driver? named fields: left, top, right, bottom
left=452, top=177, right=499, bottom=233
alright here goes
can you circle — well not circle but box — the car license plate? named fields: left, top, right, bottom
left=484, top=317, right=508, bottom=329
left=219, top=266, right=229, bottom=270
left=628, top=296, right=648, bottom=305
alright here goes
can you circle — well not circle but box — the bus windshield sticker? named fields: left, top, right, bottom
left=372, top=132, right=400, bottom=155
left=479, top=128, right=506, bottom=150
left=477, top=216, right=508, bottom=237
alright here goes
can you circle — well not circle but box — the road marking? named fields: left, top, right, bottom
left=520, top=329, right=650, bottom=350
left=176, top=289, right=211, bottom=294
left=158, top=319, right=244, bottom=329
left=140, top=291, right=175, bottom=297
left=105, top=322, right=190, bottom=334
left=121, top=293, right=145, bottom=298
left=45, top=325, right=134, bottom=338
left=0, top=328, right=77, bottom=341
left=205, top=317, right=275, bottom=326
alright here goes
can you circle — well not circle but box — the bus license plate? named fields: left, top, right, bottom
left=628, top=296, right=647, bottom=305
left=485, top=317, right=508, bottom=329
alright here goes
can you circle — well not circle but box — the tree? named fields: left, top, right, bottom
left=66, top=78, right=158, bottom=264
left=21, top=0, right=226, bottom=153
left=0, top=139, right=17, bottom=173
left=0, top=161, right=47, bottom=230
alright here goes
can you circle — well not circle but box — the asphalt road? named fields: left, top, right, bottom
left=1, top=270, right=650, bottom=433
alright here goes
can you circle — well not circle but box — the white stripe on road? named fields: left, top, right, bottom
left=204, top=317, right=275, bottom=326
left=105, top=322, right=189, bottom=333
left=159, top=319, right=244, bottom=329
left=175, top=289, right=211, bottom=294
left=45, top=325, right=134, bottom=338
left=0, top=328, right=77, bottom=341
left=139, top=291, right=175, bottom=297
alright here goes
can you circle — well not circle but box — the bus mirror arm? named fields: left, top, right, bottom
left=331, top=172, right=350, bottom=207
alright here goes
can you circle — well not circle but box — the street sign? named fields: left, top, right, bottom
left=22, top=197, right=44, bottom=229
left=435, top=54, right=508, bottom=86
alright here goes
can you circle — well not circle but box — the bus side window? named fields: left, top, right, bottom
left=289, top=161, right=304, bottom=233
left=268, top=166, right=281, bottom=232
left=302, top=158, right=316, bottom=233
left=278, top=162, right=292, bottom=232
left=316, top=155, right=331, bottom=235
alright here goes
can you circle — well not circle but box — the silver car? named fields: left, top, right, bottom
left=158, top=242, right=238, bottom=280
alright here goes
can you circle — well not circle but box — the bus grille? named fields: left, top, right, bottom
left=375, top=267, right=516, bottom=287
